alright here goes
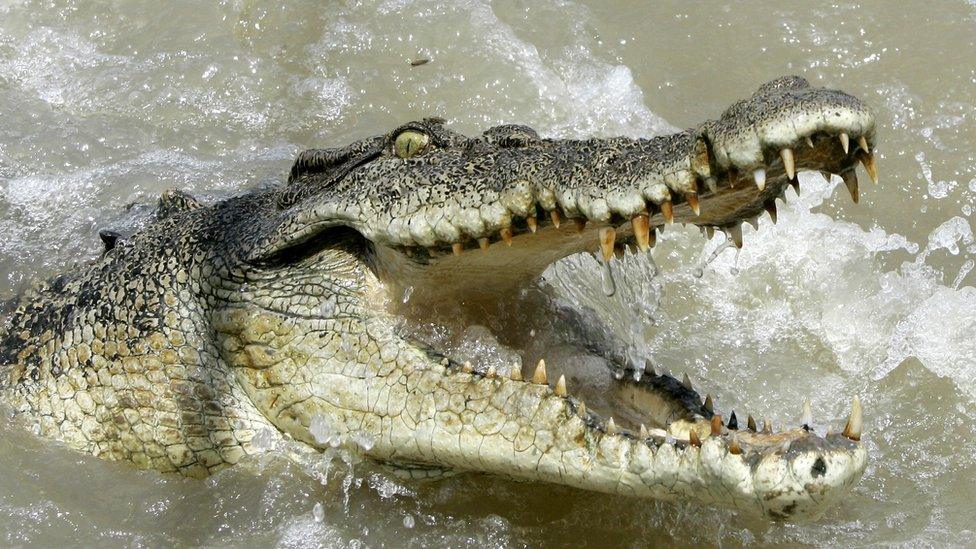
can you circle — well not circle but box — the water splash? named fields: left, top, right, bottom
left=542, top=246, right=665, bottom=369
left=694, top=237, right=737, bottom=278
left=922, top=216, right=973, bottom=256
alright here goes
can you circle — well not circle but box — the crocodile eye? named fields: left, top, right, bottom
left=394, top=130, right=430, bottom=159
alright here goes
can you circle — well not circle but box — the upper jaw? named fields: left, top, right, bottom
left=249, top=76, right=874, bottom=267
left=367, top=74, right=875, bottom=250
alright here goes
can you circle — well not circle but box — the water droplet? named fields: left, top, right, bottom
left=319, top=296, right=337, bottom=317
left=599, top=255, right=616, bottom=296
left=312, top=502, right=324, bottom=523
left=953, top=259, right=974, bottom=289
left=351, top=431, right=376, bottom=452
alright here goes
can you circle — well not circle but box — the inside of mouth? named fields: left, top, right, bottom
left=364, top=129, right=869, bottom=454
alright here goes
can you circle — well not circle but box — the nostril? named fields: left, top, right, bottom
left=811, top=456, right=827, bottom=478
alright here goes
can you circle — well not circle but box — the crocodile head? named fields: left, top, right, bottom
left=222, top=76, right=874, bottom=519
left=0, top=76, right=875, bottom=521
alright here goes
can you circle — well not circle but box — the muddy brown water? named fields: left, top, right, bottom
left=1, top=1, right=975, bottom=546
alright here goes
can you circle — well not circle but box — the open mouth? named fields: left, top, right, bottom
left=371, top=123, right=871, bottom=459
left=240, top=76, right=874, bottom=518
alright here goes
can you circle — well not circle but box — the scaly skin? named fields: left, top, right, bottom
left=0, top=76, right=874, bottom=519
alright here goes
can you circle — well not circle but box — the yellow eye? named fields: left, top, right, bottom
left=394, top=130, right=430, bottom=158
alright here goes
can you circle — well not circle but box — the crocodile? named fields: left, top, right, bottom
left=0, top=76, right=875, bottom=520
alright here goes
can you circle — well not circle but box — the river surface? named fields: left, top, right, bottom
left=1, top=1, right=976, bottom=546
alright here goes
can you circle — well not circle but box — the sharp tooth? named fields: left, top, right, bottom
left=705, top=226, right=715, bottom=239
left=462, top=361, right=473, bottom=373
left=764, top=199, right=778, bottom=224
left=747, top=415, right=757, bottom=432
left=550, top=210, right=561, bottom=228
left=640, top=424, right=649, bottom=439
left=478, top=237, right=490, bottom=250
left=727, top=411, right=738, bottom=430
left=703, top=394, right=714, bottom=413
left=689, top=429, right=702, bottom=447
left=728, top=224, right=743, bottom=249
left=839, top=132, right=850, bottom=154
left=549, top=210, right=562, bottom=229
left=859, top=151, right=878, bottom=185
left=527, top=216, right=538, bottom=233
left=661, top=200, right=674, bottom=224
left=598, top=227, right=616, bottom=262
left=762, top=420, right=772, bottom=434
left=633, top=214, right=651, bottom=251
left=554, top=374, right=567, bottom=397
left=649, top=227, right=657, bottom=248
left=805, top=135, right=815, bottom=148
left=682, top=372, right=693, bottom=390
left=753, top=168, right=766, bottom=191
left=710, top=415, right=724, bottom=435
left=842, top=395, right=862, bottom=441
left=606, top=417, right=617, bottom=435
left=727, top=166, right=738, bottom=188
left=705, top=176, right=718, bottom=193
left=510, top=363, right=523, bottom=381
left=780, top=148, right=796, bottom=180
left=643, top=359, right=656, bottom=376
left=843, top=170, right=859, bottom=203
left=687, top=193, right=700, bottom=216
left=574, top=218, right=587, bottom=232
left=532, top=359, right=548, bottom=384
left=500, top=227, right=513, bottom=246
left=801, top=399, right=813, bottom=427
left=452, top=242, right=463, bottom=256
left=858, top=135, right=870, bottom=153
left=729, top=438, right=742, bottom=454
left=486, top=365, right=496, bottom=377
